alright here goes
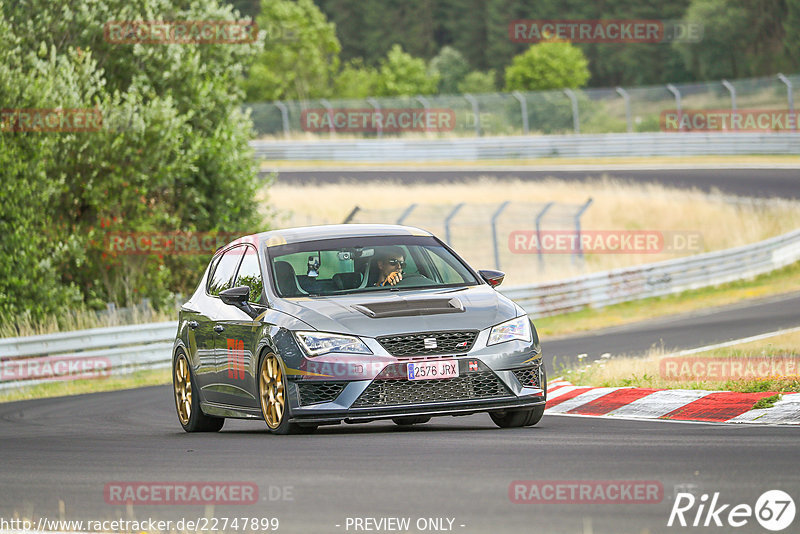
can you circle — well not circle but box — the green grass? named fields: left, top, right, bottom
left=535, top=260, right=800, bottom=338
left=0, top=367, right=171, bottom=404
left=557, top=329, right=800, bottom=393
left=753, top=394, right=783, bottom=409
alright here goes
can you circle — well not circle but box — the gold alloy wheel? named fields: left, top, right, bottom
left=174, top=354, right=192, bottom=425
left=260, top=354, right=285, bottom=429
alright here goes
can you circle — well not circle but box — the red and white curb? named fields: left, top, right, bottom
left=545, top=380, right=800, bottom=424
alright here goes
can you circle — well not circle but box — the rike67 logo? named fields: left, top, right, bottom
left=668, top=490, right=795, bottom=531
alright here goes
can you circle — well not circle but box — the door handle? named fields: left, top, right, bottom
left=188, top=321, right=199, bottom=330
left=213, top=325, right=225, bottom=333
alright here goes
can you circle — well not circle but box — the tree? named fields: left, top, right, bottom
left=243, top=0, right=340, bottom=102
left=787, top=0, right=800, bottom=68
left=429, top=46, right=470, bottom=94
left=504, top=41, right=590, bottom=91
left=0, top=0, right=261, bottom=324
left=676, top=0, right=792, bottom=80
left=458, top=70, right=497, bottom=94
left=375, top=44, right=439, bottom=96
left=334, top=59, right=382, bottom=99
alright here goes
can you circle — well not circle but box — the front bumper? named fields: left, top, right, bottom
left=287, top=355, right=546, bottom=424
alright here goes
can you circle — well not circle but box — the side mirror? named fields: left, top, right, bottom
left=478, top=269, right=505, bottom=288
left=219, top=286, right=257, bottom=318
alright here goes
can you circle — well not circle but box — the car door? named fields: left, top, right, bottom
left=183, top=253, right=225, bottom=396
left=213, top=245, right=265, bottom=409
left=203, top=245, right=245, bottom=405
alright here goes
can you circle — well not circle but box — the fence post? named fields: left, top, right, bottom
left=342, top=206, right=360, bottom=224
left=563, top=89, right=580, bottom=133
left=416, top=96, right=431, bottom=134
left=491, top=201, right=511, bottom=270
left=464, top=94, right=481, bottom=136
left=573, top=198, right=593, bottom=266
left=396, top=203, right=417, bottom=225
left=444, top=203, right=465, bottom=245
left=320, top=98, right=335, bottom=136
left=615, top=87, right=632, bottom=133
left=666, top=84, right=682, bottom=131
left=274, top=101, right=290, bottom=137
left=367, top=97, right=382, bottom=138
left=721, top=80, right=736, bottom=131
left=535, top=202, right=554, bottom=270
left=512, top=91, right=530, bottom=135
left=777, top=73, right=796, bottom=131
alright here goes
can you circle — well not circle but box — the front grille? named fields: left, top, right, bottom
left=352, top=371, right=510, bottom=408
left=377, top=331, right=478, bottom=357
left=297, top=382, right=346, bottom=406
left=511, top=366, right=541, bottom=389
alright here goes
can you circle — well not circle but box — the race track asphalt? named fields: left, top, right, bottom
left=271, top=168, right=800, bottom=200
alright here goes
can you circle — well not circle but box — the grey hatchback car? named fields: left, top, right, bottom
left=173, top=224, right=546, bottom=434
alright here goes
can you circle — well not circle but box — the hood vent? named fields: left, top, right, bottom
left=352, top=297, right=464, bottom=319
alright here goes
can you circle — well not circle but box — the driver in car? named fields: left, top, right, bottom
left=374, top=246, right=405, bottom=286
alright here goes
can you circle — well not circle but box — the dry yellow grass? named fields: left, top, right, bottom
left=262, top=176, right=800, bottom=285
left=559, top=329, right=800, bottom=392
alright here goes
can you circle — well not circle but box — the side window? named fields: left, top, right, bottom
left=235, top=246, right=264, bottom=303
left=427, top=248, right=464, bottom=284
left=207, top=247, right=244, bottom=296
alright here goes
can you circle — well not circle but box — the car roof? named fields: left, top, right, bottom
left=224, top=224, right=433, bottom=251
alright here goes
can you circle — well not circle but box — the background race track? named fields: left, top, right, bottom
left=270, top=168, right=800, bottom=200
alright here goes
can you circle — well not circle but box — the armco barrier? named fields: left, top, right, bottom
left=249, top=133, right=800, bottom=162
left=501, top=228, right=800, bottom=316
left=2, top=229, right=799, bottom=390
left=0, top=322, right=176, bottom=390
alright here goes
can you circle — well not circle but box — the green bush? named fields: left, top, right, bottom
left=504, top=41, right=590, bottom=92
left=0, top=0, right=262, bottom=326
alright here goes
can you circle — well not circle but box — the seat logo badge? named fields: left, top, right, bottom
left=457, top=341, right=468, bottom=348
left=424, top=337, right=437, bottom=349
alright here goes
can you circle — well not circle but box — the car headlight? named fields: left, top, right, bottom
left=487, top=316, right=532, bottom=346
left=295, top=331, right=372, bottom=357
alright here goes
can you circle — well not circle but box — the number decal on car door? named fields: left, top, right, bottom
left=226, top=338, right=245, bottom=380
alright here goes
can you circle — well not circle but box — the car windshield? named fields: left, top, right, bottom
left=265, top=235, right=478, bottom=297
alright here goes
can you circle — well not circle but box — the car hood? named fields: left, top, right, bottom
left=271, top=285, right=519, bottom=337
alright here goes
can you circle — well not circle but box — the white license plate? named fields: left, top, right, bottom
left=407, top=360, right=459, bottom=380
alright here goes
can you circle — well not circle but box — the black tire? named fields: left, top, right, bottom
left=489, top=405, right=545, bottom=428
left=258, top=351, right=317, bottom=435
left=173, top=350, right=225, bottom=433
left=392, top=416, right=432, bottom=426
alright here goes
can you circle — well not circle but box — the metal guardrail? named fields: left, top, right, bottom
left=250, top=133, right=800, bottom=162
left=2, top=228, right=799, bottom=389
left=0, top=322, right=176, bottom=390
left=501, top=228, right=800, bottom=317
